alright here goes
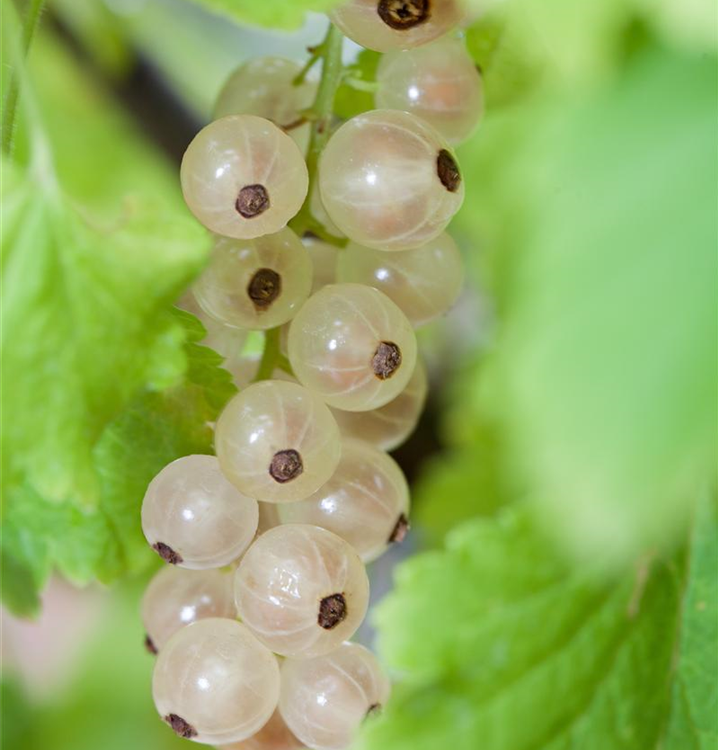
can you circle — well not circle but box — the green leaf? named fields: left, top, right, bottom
left=183, top=0, right=342, bottom=30
left=357, top=497, right=718, bottom=750
left=480, top=43, right=718, bottom=566
left=1, top=159, right=208, bottom=507
left=1, top=312, right=236, bottom=611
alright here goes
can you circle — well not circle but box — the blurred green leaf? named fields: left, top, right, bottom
left=2, top=580, right=191, bottom=750
left=483, top=43, right=717, bottom=566
left=2, top=312, right=236, bottom=610
left=183, top=0, right=341, bottom=29
left=357, top=496, right=718, bottom=750
left=1, top=158, right=207, bottom=507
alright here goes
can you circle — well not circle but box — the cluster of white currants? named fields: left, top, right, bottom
left=140, top=2, right=480, bottom=748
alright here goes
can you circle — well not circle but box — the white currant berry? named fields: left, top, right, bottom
left=181, top=115, right=308, bottom=240
left=336, top=232, right=464, bottom=327
left=194, top=230, right=313, bottom=330
left=215, top=381, right=341, bottom=503
left=256, top=501, right=282, bottom=536
left=141, top=566, right=235, bottom=654
left=214, top=57, right=317, bottom=154
left=141, top=455, right=259, bottom=569
left=277, top=439, right=410, bottom=562
left=152, top=618, right=280, bottom=744
left=303, top=235, right=339, bottom=294
left=331, top=0, right=464, bottom=53
left=318, top=110, right=464, bottom=250
left=219, top=709, right=306, bottom=750
left=279, top=642, right=390, bottom=750
left=288, top=283, right=417, bottom=411
left=376, top=36, right=484, bottom=145
left=234, top=525, right=369, bottom=658
left=331, top=358, right=427, bottom=451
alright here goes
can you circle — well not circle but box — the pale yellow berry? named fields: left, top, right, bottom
left=194, top=230, right=313, bottom=330
left=336, top=232, right=464, bottom=327
left=152, top=618, right=280, bottom=744
left=219, top=709, right=306, bottom=750
left=331, top=0, right=464, bottom=53
left=376, top=36, right=484, bottom=145
left=279, top=642, right=390, bottom=750
left=331, top=358, right=428, bottom=451
left=277, top=438, right=410, bottom=562
left=288, top=283, right=417, bottom=411
left=181, top=115, right=308, bottom=240
left=141, top=455, right=259, bottom=569
left=215, top=381, right=342, bottom=503
left=214, top=57, right=317, bottom=153
left=141, top=566, right=235, bottom=653
left=319, top=110, right=464, bottom=250
left=234, top=525, right=370, bottom=658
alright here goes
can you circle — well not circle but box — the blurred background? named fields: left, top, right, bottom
left=2, top=1, right=716, bottom=749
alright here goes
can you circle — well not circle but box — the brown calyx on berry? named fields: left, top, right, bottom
left=318, top=593, right=347, bottom=629
left=372, top=341, right=402, bottom=380
left=269, top=449, right=304, bottom=483
left=248, top=268, right=282, bottom=310
left=437, top=149, right=461, bottom=192
left=389, top=513, right=410, bottom=544
left=153, top=542, right=183, bottom=565
left=366, top=703, right=383, bottom=719
left=164, top=714, right=197, bottom=739
left=144, top=634, right=158, bottom=655
left=377, top=0, right=430, bottom=30
left=236, top=184, right=270, bottom=218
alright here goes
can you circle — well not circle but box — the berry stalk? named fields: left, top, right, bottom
left=289, top=22, right=346, bottom=245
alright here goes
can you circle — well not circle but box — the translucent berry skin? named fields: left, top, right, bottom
left=331, top=0, right=464, bottom=53
left=215, top=381, right=342, bottom=503
left=331, top=358, right=428, bottom=451
left=288, top=283, right=417, bottom=412
left=318, top=110, right=464, bottom=250
left=277, top=439, right=410, bottom=562
left=181, top=115, right=308, bottom=240
left=142, top=566, right=236, bottom=652
left=141, top=455, right=259, bottom=569
left=336, top=232, right=464, bottom=327
left=279, top=643, right=390, bottom=750
left=219, top=709, right=306, bottom=750
left=303, top=235, right=339, bottom=294
left=194, top=230, right=313, bottom=330
left=214, top=57, right=317, bottom=154
left=152, top=618, right=280, bottom=745
left=376, top=36, right=484, bottom=145
left=234, top=525, right=370, bottom=658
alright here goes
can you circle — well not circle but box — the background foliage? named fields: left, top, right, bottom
left=2, top=0, right=716, bottom=749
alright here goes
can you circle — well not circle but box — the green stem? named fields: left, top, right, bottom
left=252, top=328, right=293, bottom=382
left=2, top=0, right=46, bottom=155
left=343, top=76, right=379, bottom=93
left=289, top=23, right=346, bottom=244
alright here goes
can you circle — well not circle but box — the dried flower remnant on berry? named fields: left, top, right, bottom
left=378, top=0, right=430, bottom=29
left=236, top=184, right=270, bottom=218
left=145, top=634, right=158, bottom=655
left=366, top=703, right=383, bottom=719
left=153, top=542, right=183, bottom=565
left=164, top=714, right=197, bottom=739
left=248, top=268, right=282, bottom=310
left=372, top=341, right=402, bottom=379
left=389, top=513, right=410, bottom=543
left=269, top=449, right=304, bottom=483
left=437, top=149, right=461, bottom=192
left=318, top=593, right=347, bottom=629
